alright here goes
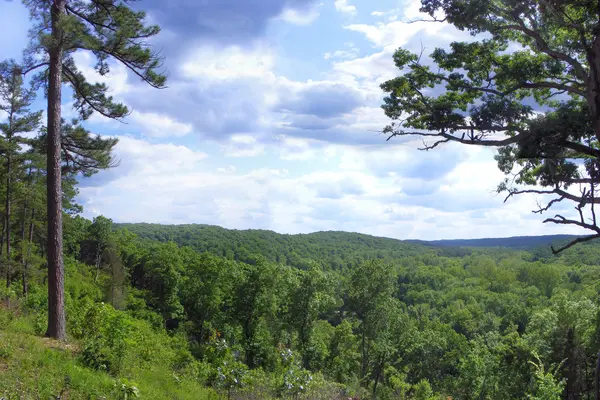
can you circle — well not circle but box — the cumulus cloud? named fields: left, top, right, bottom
left=180, top=45, right=276, bottom=81
left=276, top=80, right=365, bottom=118
left=334, top=0, right=357, bottom=15
left=140, top=0, right=318, bottom=46
left=77, top=134, right=587, bottom=240
left=276, top=2, right=323, bottom=25
left=129, top=111, right=193, bottom=138
left=222, top=134, right=267, bottom=158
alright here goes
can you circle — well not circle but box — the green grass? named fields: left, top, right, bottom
left=0, top=307, right=219, bottom=400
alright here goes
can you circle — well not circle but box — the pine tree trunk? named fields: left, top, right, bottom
left=21, top=166, right=34, bottom=298
left=22, top=208, right=34, bottom=298
left=6, top=149, right=11, bottom=291
left=45, top=0, right=67, bottom=341
left=20, top=168, right=28, bottom=298
left=20, top=202, right=26, bottom=297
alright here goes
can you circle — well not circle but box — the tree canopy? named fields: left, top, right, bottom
left=381, top=0, right=600, bottom=253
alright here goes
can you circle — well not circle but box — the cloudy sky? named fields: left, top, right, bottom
left=0, top=0, right=587, bottom=240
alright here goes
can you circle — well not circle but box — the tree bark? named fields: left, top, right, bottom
left=20, top=166, right=30, bottom=297
left=22, top=208, right=35, bottom=298
left=45, top=0, right=67, bottom=341
left=6, top=142, right=11, bottom=292
left=20, top=200, right=26, bottom=297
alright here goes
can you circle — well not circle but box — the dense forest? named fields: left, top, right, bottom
left=6, top=217, right=600, bottom=398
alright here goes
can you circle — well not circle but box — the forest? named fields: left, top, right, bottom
left=5, top=217, right=600, bottom=399
left=4, top=0, right=600, bottom=399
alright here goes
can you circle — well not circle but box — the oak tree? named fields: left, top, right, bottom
left=381, top=0, right=600, bottom=253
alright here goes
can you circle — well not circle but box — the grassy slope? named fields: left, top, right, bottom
left=0, top=307, right=218, bottom=400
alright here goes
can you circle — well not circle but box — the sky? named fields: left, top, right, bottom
left=0, top=0, right=588, bottom=240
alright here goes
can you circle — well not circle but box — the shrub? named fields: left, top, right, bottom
left=77, top=302, right=132, bottom=374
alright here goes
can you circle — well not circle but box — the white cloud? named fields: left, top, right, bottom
left=129, top=111, right=193, bottom=138
left=277, top=136, right=322, bottom=160
left=180, top=45, right=275, bottom=81
left=79, top=135, right=590, bottom=240
left=276, top=3, right=323, bottom=25
left=324, top=48, right=359, bottom=60
left=222, top=134, right=266, bottom=157
left=334, top=0, right=357, bottom=15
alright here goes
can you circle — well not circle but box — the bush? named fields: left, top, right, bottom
left=76, top=302, right=132, bottom=374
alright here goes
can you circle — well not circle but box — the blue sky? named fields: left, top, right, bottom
left=0, top=0, right=587, bottom=240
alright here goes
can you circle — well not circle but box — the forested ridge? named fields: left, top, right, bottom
left=116, top=223, right=434, bottom=270
left=117, top=223, right=597, bottom=264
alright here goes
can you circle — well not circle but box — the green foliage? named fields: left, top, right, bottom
left=76, top=302, right=132, bottom=374
left=118, top=223, right=431, bottom=269
left=380, top=0, right=600, bottom=249
left=7, top=216, right=600, bottom=398
left=528, top=353, right=565, bottom=400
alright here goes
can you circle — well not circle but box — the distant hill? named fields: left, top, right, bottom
left=407, top=234, right=580, bottom=249
left=115, top=223, right=595, bottom=268
left=116, top=223, right=432, bottom=270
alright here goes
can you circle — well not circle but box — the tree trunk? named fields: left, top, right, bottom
left=20, top=167, right=28, bottom=298
left=45, top=0, right=67, bottom=341
left=6, top=147, right=11, bottom=292
left=23, top=208, right=35, bottom=298
left=20, top=201, right=26, bottom=297
left=372, top=357, right=384, bottom=399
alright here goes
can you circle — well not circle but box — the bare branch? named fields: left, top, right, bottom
left=387, top=128, right=529, bottom=147
left=543, top=214, right=600, bottom=233
left=533, top=196, right=566, bottom=214
left=550, top=234, right=600, bottom=254
left=21, top=62, right=49, bottom=75
left=504, top=187, right=600, bottom=205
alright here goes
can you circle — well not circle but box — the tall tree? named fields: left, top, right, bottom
left=0, top=61, right=42, bottom=294
left=381, top=0, right=600, bottom=253
left=88, top=215, right=113, bottom=281
left=288, top=262, right=336, bottom=369
left=22, top=0, right=167, bottom=339
left=346, top=260, right=397, bottom=382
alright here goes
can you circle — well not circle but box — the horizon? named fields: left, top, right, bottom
left=0, top=0, right=588, bottom=241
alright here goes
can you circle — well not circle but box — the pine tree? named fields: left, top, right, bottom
left=0, top=61, right=42, bottom=299
left=21, top=0, right=167, bottom=340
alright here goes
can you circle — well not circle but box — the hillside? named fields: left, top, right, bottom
left=116, top=223, right=433, bottom=269
left=408, top=234, right=581, bottom=249
left=116, top=223, right=587, bottom=266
